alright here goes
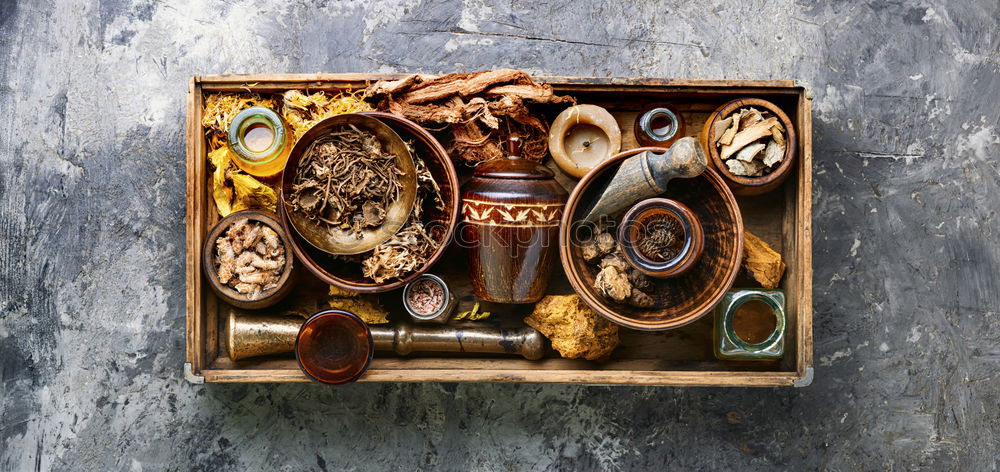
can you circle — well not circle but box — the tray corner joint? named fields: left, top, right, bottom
left=184, top=362, right=205, bottom=385
left=792, top=367, right=814, bottom=387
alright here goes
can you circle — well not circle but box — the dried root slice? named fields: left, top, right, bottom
left=712, top=116, right=733, bottom=141
left=763, top=139, right=785, bottom=168
left=718, top=111, right=742, bottom=146
left=720, top=117, right=778, bottom=160
left=734, top=142, right=766, bottom=163
left=726, top=158, right=765, bottom=177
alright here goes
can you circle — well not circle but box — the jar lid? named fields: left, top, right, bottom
left=473, top=136, right=554, bottom=179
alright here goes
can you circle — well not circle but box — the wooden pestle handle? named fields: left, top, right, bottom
left=370, top=323, right=547, bottom=360
left=583, top=137, right=707, bottom=222
left=646, top=137, right=707, bottom=191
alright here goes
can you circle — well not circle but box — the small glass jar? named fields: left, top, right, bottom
left=634, top=106, right=685, bottom=148
left=227, top=106, right=291, bottom=178
left=714, top=289, right=786, bottom=360
left=403, top=274, right=457, bottom=324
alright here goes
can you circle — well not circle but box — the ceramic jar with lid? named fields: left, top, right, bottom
left=461, top=138, right=568, bottom=303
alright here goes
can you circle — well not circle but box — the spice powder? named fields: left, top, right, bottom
left=407, top=279, right=444, bottom=314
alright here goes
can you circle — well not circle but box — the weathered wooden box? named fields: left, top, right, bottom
left=184, top=74, right=813, bottom=386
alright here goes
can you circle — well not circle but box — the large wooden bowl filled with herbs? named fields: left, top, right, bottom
left=280, top=112, right=460, bottom=293
left=560, top=147, right=744, bottom=331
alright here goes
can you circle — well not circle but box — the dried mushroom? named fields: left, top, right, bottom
left=714, top=107, right=787, bottom=177
left=288, top=126, right=404, bottom=239
left=215, top=219, right=285, bottom=300
left=583, top=230, right=656, bottom=308
left=524, top=295, right=619, bottom=361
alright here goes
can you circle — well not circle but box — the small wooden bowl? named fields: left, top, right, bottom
left=560, top=147, right=743, bottom=331
left=282, top=112, right=461, bottom=293
left=202, top=210, right=295, bottom=310
left=618, top=198, right=704, bottom=278
left=700, top=98, right=796, bottom=196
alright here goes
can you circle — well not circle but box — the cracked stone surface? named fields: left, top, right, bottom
left=1, top=0, right=998, bottom=470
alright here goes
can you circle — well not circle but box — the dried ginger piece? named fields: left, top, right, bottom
left=524, top=295, right=619, bottom=361
left=743, top=230, right=786, bottom=288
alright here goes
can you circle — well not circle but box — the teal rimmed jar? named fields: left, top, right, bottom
left=227, top=106, right=291, bottom=178
left=714, top=289, right=785, bottom=360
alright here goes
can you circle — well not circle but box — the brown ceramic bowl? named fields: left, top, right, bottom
left=560, top=147, right=744, bottom=331
left=618, top=198, right=704, bottom=279
left=281, top=112, right=461, bottom=293
left=202, top=210, right=295, bottom=310
left=699, top=98, right=796, bottom=196
left=295, top=310, right=374, bottom=385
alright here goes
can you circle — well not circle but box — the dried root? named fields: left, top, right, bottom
left=215, top=219, right=285, bottom=300
left=366, top=69, right=574, bottom=165
left=583, top=230, right=656, bottom=309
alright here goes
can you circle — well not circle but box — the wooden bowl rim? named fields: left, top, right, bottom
left=202, top=210, right=295, bottom=309
left=559, top=146, right=744, bottom=331
left=283, top=112, right=461, bottom=293
left=705, top=98, right=796, bottom=189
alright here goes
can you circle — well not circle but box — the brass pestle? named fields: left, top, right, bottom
left=227, top=311, right=547, bottom=362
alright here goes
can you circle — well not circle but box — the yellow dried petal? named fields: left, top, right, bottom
left=230, top=172, right=277, bottom=213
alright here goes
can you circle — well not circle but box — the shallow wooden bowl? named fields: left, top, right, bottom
left=560, top=147, right=744, bottom=331
left=281, top=112, right=461, bottom=293
left=202, top=210, right=296, bottom=310
left=700, top=98, right=796, bottom=196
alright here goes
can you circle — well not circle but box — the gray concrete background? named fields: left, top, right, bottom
left=1, top=0, right=998, bottom=470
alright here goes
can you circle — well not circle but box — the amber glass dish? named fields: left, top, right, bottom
left=294, top=310, right=373, bottom=385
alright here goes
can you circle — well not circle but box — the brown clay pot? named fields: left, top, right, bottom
left=461, top=138, right=568, bottom=303
left=699, top=97, right=797, bottom=196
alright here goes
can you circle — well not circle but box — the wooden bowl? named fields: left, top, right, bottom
left=560, top=147, right=744, bottom=331
left=202, top=210, right=296, bottom=310
left=699, top=98, right=796, bottom=196
left=280, top=113, right=418, bottom=255
left=617, top=197, right=704, bottom=279
left=281, top=112, right=461, bottom=293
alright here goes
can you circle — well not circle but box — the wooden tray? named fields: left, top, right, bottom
left=185, top=74, right=813, bottom=386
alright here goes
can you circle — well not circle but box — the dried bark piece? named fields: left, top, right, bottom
left=712, top=116, right=733, bottom=141
left=738, top=107, right=764, bottom=128
left=771, top=124, right=785, bottom=147
left=399, top=69, right=532, bottom=104
left=726, top=159, right=764, bottom=176
left=743, top=230, right=786, bottom=288
left=734, top=142, right=766, bottom=162
left=720, top=117, right=778, bottom=160
left=524, top=295, right=620, bottom=361
left=763, top=139, right=785, bottom=167
left=717, top=110, right=742, bottom=146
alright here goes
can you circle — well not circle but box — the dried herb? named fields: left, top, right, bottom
left=636, top=217, right=683, bottom=262
left=360, top=148, right=444, bottom=283
left=453, top=302, right=491, bottom=321
left=215, top=219, right=285, bottom=300
left=288, top=126, right=404, bottom=238
left=282, top=89, right=373, bottom=139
